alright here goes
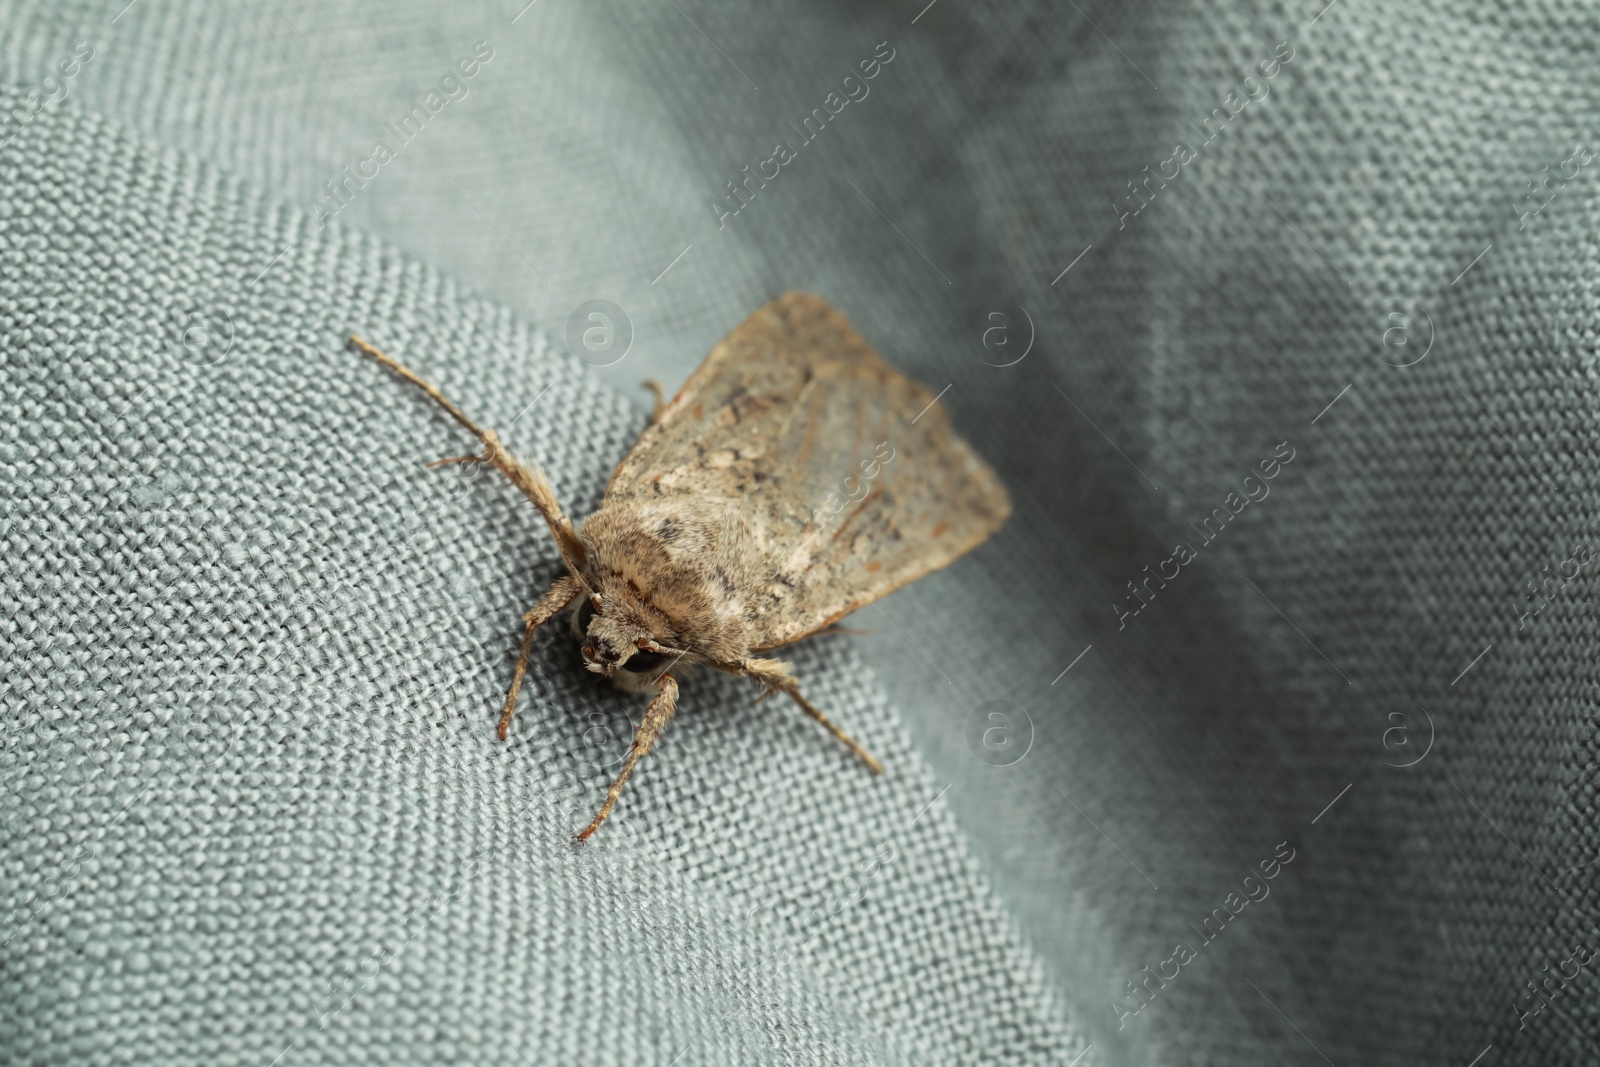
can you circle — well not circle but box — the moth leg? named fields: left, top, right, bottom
left=641, top=380, right=667, bottom=423
left=498, top=575, right=583, bottom=741
left=576, top=673, right=680, bottom=841
left=734, top=657, right=884, bottom=775
left=347, top=335, right=589, bottom=575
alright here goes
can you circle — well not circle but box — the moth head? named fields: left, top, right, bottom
left=574, top=594, right=677, bottom=689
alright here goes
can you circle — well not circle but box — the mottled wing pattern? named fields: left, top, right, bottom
left=604, top=291, right=1010, bottom=651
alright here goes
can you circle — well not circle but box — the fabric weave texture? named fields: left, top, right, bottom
left=3, top=1, right=1599, bottom=1064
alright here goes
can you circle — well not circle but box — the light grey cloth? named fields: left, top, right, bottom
left=3, top=1, right=1598, bottom=1064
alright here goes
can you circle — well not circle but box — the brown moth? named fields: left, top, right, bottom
left=349, top=292, right=1009, bottom=839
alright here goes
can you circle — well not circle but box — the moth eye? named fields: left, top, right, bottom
left=622, top=649, right=667, bottom=674
left=578, top=598, right=599, bottom=631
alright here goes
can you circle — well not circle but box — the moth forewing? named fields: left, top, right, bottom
left=606, top=292, right=1010, bottom=651
left=349, top=290, right=1008, bottom=839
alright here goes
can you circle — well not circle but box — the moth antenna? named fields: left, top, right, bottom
left=348, top=334, right=591, bottom=579
left=639, top=639, right=693, bottom=658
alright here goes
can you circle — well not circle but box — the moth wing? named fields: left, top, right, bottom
left=604, top=291, right=1010, bottom=652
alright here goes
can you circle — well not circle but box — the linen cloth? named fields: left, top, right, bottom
left=3, top=1, right=1598, bottom=1064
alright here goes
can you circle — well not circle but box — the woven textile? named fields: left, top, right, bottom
left=4, top=0, right=1600, bottom=1064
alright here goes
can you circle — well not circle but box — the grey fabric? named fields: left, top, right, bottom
left=3, top=0, right=1599, bottom=1064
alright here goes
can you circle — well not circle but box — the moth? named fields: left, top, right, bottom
left=349, top=292, right=1010, bottom=839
